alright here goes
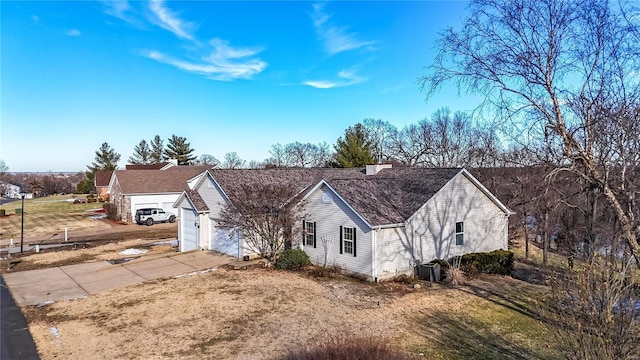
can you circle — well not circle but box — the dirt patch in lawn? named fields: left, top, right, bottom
left=23, top=268, right=560, bottom=360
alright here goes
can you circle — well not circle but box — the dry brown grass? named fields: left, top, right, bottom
left=23, top=266, right=561, bottom=360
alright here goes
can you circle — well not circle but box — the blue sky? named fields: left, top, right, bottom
left=2, top=0, right=472, bottom=172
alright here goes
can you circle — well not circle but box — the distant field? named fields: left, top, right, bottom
left=0, top=194, right=111, bottom=239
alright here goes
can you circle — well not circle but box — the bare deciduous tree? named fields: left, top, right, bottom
left=196, top=154, right=220, bottom=167
left=423, top=0, right=640, bottom=262
left=363, top=118, right=397, bottom=163
left=218, top=183, right=303, bottom=265
left=222, top=152, right=246, bottom=169
left=542, top=257, right=640, bottom=359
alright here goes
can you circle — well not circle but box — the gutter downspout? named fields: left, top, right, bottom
left=372, top=229, right=377, bottom=282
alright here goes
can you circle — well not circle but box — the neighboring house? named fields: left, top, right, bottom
left=94, top=171, right=113, bottom=201
left=125, top=160, right=177, bottom=170
left=0, top=182, right=23, bottom=198
left=174, top=165, right=512, bottom=281
left=108, top=166, right=211, bottom=223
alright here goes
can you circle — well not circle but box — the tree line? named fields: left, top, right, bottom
left=88, top=106, right=527, bottom=175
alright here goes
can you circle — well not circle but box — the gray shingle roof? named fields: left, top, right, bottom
left=118, top=165, right=463, bottom=226
left=209, top=168, right=366, bottom=204
left=326, top=168, right=462, bottom=226
left=209, top=167, right=461, bottom=226
left=185, top=189, right=209, bottom=212
left=114, top=166, right=212, bottom=194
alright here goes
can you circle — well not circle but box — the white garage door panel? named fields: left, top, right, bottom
left=181, top=208, right=198, bottom=252
left=134, top=203, right=156, bottom=210
left=162, top=202, right=176, bottom=215
left=211, top=228, right=237, bottom=257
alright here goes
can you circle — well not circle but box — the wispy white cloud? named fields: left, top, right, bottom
left=304, top=69, right=366, bottom=89
left=311, top=2, right=376, bottom=55
left=101, top=0, right=133, bottom=22
left=148, top=0, right=194, bottom=40
left=144, top=38, right=267, bottom=81
left=64, top=29, right=81, bottom=37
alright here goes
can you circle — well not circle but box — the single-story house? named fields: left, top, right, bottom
left=174, top=165, right=512, bottom=280
left=107, top=165, right=212, bottom=223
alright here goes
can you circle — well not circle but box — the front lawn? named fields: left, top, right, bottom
left=0, top=194, right=111, bottom=238
left=23, top=266, right=561, bottom=359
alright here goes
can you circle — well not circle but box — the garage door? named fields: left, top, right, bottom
left=161, top=202, right=176, bottom=215
left=133, top=203, right=156, bottom=223
left=181, top=208, right=198, bottom=252
left=211, top=227, right=238, bottom=257
left=134, top=203, right=156, bottom=211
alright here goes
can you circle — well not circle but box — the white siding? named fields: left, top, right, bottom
left=195, top=175, right=252, bottom=258
left=375, top=226, right=415, bottom=280
left=407, top=172, right=509, bottom=264
left=302, top=185, right=373, bottom=279
left=212, top=227, right=238, bottom=257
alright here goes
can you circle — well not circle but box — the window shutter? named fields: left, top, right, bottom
left=339, top=225, right=343, bottom=254
left=302, top=220, right=306, bottom=245
left=313, top=222, right=317, bottom=248
left=353, top=228, right=356, bottom=257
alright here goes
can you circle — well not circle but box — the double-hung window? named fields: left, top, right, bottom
left=455, top=221, right=464, bottom=246
left=304, top=221, right=316, bottom=247
left=340, top=226, right=356, bottom=256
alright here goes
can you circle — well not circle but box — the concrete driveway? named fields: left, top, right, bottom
left=2, top=251, right=233, bottom=307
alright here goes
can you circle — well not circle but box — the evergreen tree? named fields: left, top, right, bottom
left=150, top=135, right=165, bottom=164
left=164, top=134, right=196, bottom=165
left=333, top=123, right=376, bottom=168
left=87, top=142, right=121, bottom=173
left=128, top=139, right=152, bottom=165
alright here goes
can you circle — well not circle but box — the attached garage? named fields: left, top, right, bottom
left=211, top=227, right=238, bottom=257
left=180, top=207, right=198, bottom=252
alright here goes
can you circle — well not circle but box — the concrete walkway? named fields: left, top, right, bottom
left=2, top=251, right=233, bottom=307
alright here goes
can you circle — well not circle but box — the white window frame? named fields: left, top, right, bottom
left=343, top=227, right=355, bottom=254
left=455, top=221, right=464, bottom=246
left=305, top=221, right=315, bottom=246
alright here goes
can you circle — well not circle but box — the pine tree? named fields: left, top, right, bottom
left=128, top=139, right=152, bottom=165
left=87, top=142, right=121, bottom=173
left=334, top=123, right=376, bottom=168
left=164, top=135, right=196, bottom=165
left=150, top=135, right=165, bottom=164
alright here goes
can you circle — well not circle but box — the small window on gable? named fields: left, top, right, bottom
left=455, top=221, right=464, bottom=246
left=321, top=192, right=333, bottom=204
